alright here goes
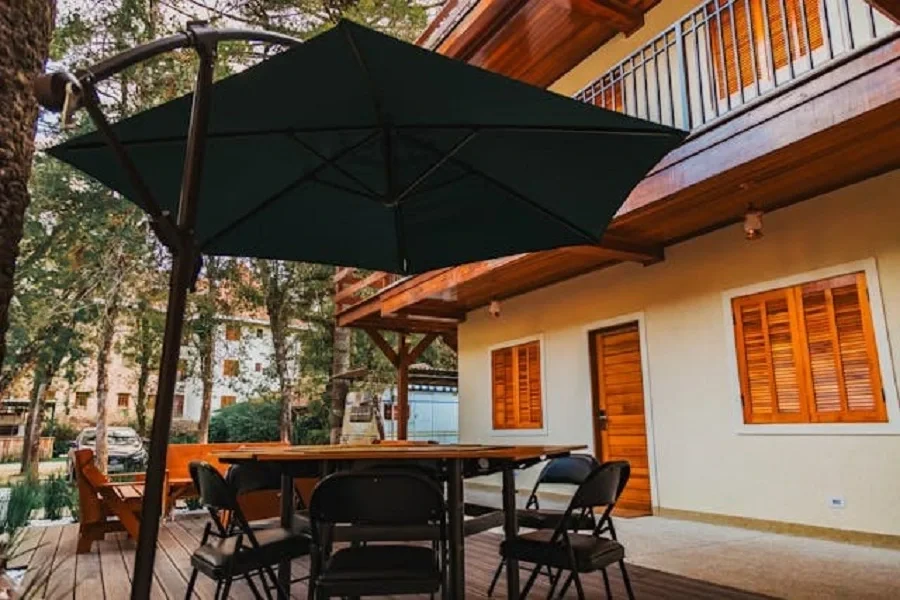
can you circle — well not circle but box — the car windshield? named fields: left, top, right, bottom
left=81, top=431, right=140, bottom=445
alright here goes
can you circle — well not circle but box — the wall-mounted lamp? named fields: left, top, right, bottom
left=743, top=205, right=764, bottom=240
left=489, top=300, right=501, bottom=318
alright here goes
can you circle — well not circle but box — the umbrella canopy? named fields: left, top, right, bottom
left=48, top=20, right=685, bottom=275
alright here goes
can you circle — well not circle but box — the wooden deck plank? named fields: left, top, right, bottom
left=22, top=525, right=63, bottom=596
left=21, top=516, right=775, bottom=599
left=8, top=524, right=45, bottom=569
left=47, top=523, right=79, bottom=600
left=73, top=543, right=103, bottom=600
left=97, top=537, right=136, bottom=600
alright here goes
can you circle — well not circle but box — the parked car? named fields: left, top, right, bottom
left=67, top=426, right=148, bottom=481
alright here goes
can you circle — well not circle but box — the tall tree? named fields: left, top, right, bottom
left=120, top=295, right=164, bottom=437
left=0, top=0, right=56, bottom=370
left=192, top=257, right=223, bottom=443
left=94, top=253, right=126, bottom=474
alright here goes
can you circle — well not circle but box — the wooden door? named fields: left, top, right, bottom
left=589, top=322, right=652, bottom=516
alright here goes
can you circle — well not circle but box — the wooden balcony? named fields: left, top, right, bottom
left=336, top=1, right=900, bottom=335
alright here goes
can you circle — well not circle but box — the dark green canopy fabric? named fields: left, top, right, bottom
left=48, top=20, right=686, bottom=275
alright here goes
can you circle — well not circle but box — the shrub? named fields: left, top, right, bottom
left=293, top=399, right=329, bottom=445
left=4, top=480, right=41, bottom=532
left=42, top=420, right=80, bottom=457
left=169, top=420, right=199, bottom=444
left=209, top=399, right=282, bottom=443
left=42, top=474, right=71, bottom=521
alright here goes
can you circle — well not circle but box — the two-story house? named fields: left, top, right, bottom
left=336, top=0, right=900, bottom=542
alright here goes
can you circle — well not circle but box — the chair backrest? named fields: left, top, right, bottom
left=190, top=460, right=242, bottom=514
left=167, top=442, right=287, bottom=481
left=226, top=462, right=283, bottom=496
left=73, top=449, right=107, bottom=525
left=527, top=454, right=600, bottom=508
left=569, top=461, right=629, bottom=511
left=309, top=470, right=446, bottom=530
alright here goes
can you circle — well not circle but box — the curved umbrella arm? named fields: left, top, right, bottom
left=34, top=23, right=302, bottom=114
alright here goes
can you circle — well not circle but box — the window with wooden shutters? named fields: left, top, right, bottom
left=707, top=0, right=824, bottom=98
left=223, top=359, right=239, bottom=377
left=732, top=272, right=886, bottom=424
left=492, top=340, right=543, bottom=430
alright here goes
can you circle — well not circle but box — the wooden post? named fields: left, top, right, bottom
left=397, top=334, right=409, bottom=440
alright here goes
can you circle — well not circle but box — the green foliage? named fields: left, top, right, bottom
left=41, top=474, right=72, bottom=521
left=4, top=480, right=41, bottom=532
left=209, top=398, right=283, bottom=443
left=293, top=399, right=330, bottom=445
left=184, top=497, right=203, bottom=511
left=68, top=484, right=80, bottom=522
left=169, top=420, right=199, bottom=444
left=42, top=419, right=79, bottom=457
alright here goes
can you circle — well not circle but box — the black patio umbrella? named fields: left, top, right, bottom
left=36, top=19, right=685, bottom=599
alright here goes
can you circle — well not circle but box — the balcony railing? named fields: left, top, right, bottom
left=575, top=0, right=896, bottom=130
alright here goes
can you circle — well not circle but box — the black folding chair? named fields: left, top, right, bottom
left=185, top=461, right=310, bottom=600
left=487, top=454, right=600, bottom=596
left=308, top=470, right=448, bottom=599
left=500, top=461, right=635, bottom=600
left=226, top=461, right=311, bottom=533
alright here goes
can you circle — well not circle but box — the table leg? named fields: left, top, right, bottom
left=502, top=467, right=519, bottom=600
left=447, top=458, right=465, bottom=598
left=279, top=472, right=293, bottom=594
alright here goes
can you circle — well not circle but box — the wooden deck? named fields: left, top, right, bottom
left=15, top=516, right=773, bottom=599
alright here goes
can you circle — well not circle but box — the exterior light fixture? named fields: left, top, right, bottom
left=743, top=205, right=764, bottom=240
left=489, top=300, right=501, bottom=318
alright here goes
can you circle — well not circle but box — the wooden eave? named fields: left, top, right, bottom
left=337, top=33, right=900, bottom=334
left=416, top=0, right=659, bottom=88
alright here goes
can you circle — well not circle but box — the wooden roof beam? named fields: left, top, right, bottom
left=379, top=254, right=527, bottom=316
left=565, top=236, right=663, bottom=265
left=570, top=0, right=644, bottom=35
left=867, top=0, right=900, bottom=23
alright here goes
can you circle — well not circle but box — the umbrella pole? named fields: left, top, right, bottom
left=131, top=32, right=216, bottom=600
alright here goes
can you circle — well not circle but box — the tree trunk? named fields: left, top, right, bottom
left=0, top=0, right=55, bottom=370
left=261, top=261, right=294, bottom=444
left=20, top=365, right=51, bottom=478
left=196, top=332, right=214, bottom=444
left=196, top=259, right=219, bottom=444
left=270, top=307, right=292, bottom=443
left=135, top=355, right=150, bottom=437
left=95, top=294, right=121, bottom=475
left=329, top=323, right=351, bottom=444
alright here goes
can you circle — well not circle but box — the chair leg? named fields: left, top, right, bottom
left=556, top=572, right=574, bottom=599
left=184, top=568, right=199, bottom=599
left=619, top=560, right=635, bottom=600
left=519, top=564, right=542, bottom=600
left=219, top=578, right=232, bottom=600
left=607, top=519, right=618, bottom=541
left=262, top=564, right=290, bottom=600
left=601, top=568, right=612, bottom=599
left=245, top=572, right=266, bottom=600
left=570, top=571, right=587, bottom=600
left=545, top=569, right=562, bottom=599
left=487, top=559, right=505, bottom=597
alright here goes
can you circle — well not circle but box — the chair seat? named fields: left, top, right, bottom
left=501, top=530, right=624, bottom=573
left=319, top=545, right=440, bottom=583
left=191, top=526, right=310, bottom=576
left=248, top=510, right=311, bottom=533
left=516, top=508, right=596, bottom=532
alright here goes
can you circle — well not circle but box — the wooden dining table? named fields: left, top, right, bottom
left=217, top=443, right=585, bottom=599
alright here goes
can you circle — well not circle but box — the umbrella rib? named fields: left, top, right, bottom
left=198, top=129, right=380, bottom=250
left=402, top=133, right=600, bottom=245
left=60, top=123, right=681, bottom=151
left=286, top=133, right=380, bottom=198
left=341, top=23, right=407, bottom=271
left=392, top=129, right=478, bottom=206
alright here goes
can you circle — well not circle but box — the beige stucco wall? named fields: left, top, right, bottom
left=458, top=169, right=900, bottom=535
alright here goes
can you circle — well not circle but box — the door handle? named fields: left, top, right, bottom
left=597, top=409, right=608, bottom=431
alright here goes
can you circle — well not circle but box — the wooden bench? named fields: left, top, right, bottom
left=73, top=448, right=146, bottom=553
left=162, top=442, right=292, bottom=515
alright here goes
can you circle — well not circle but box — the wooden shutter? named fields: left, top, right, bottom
left=798, top=273, right=886, bottom=423
left=223, top=359, right=239, bottom=377
left=732, top=289, right=808, bottom=423
left=708, top=0, right=824, bottom=99
left=492, top=341, right=543, bottom=429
